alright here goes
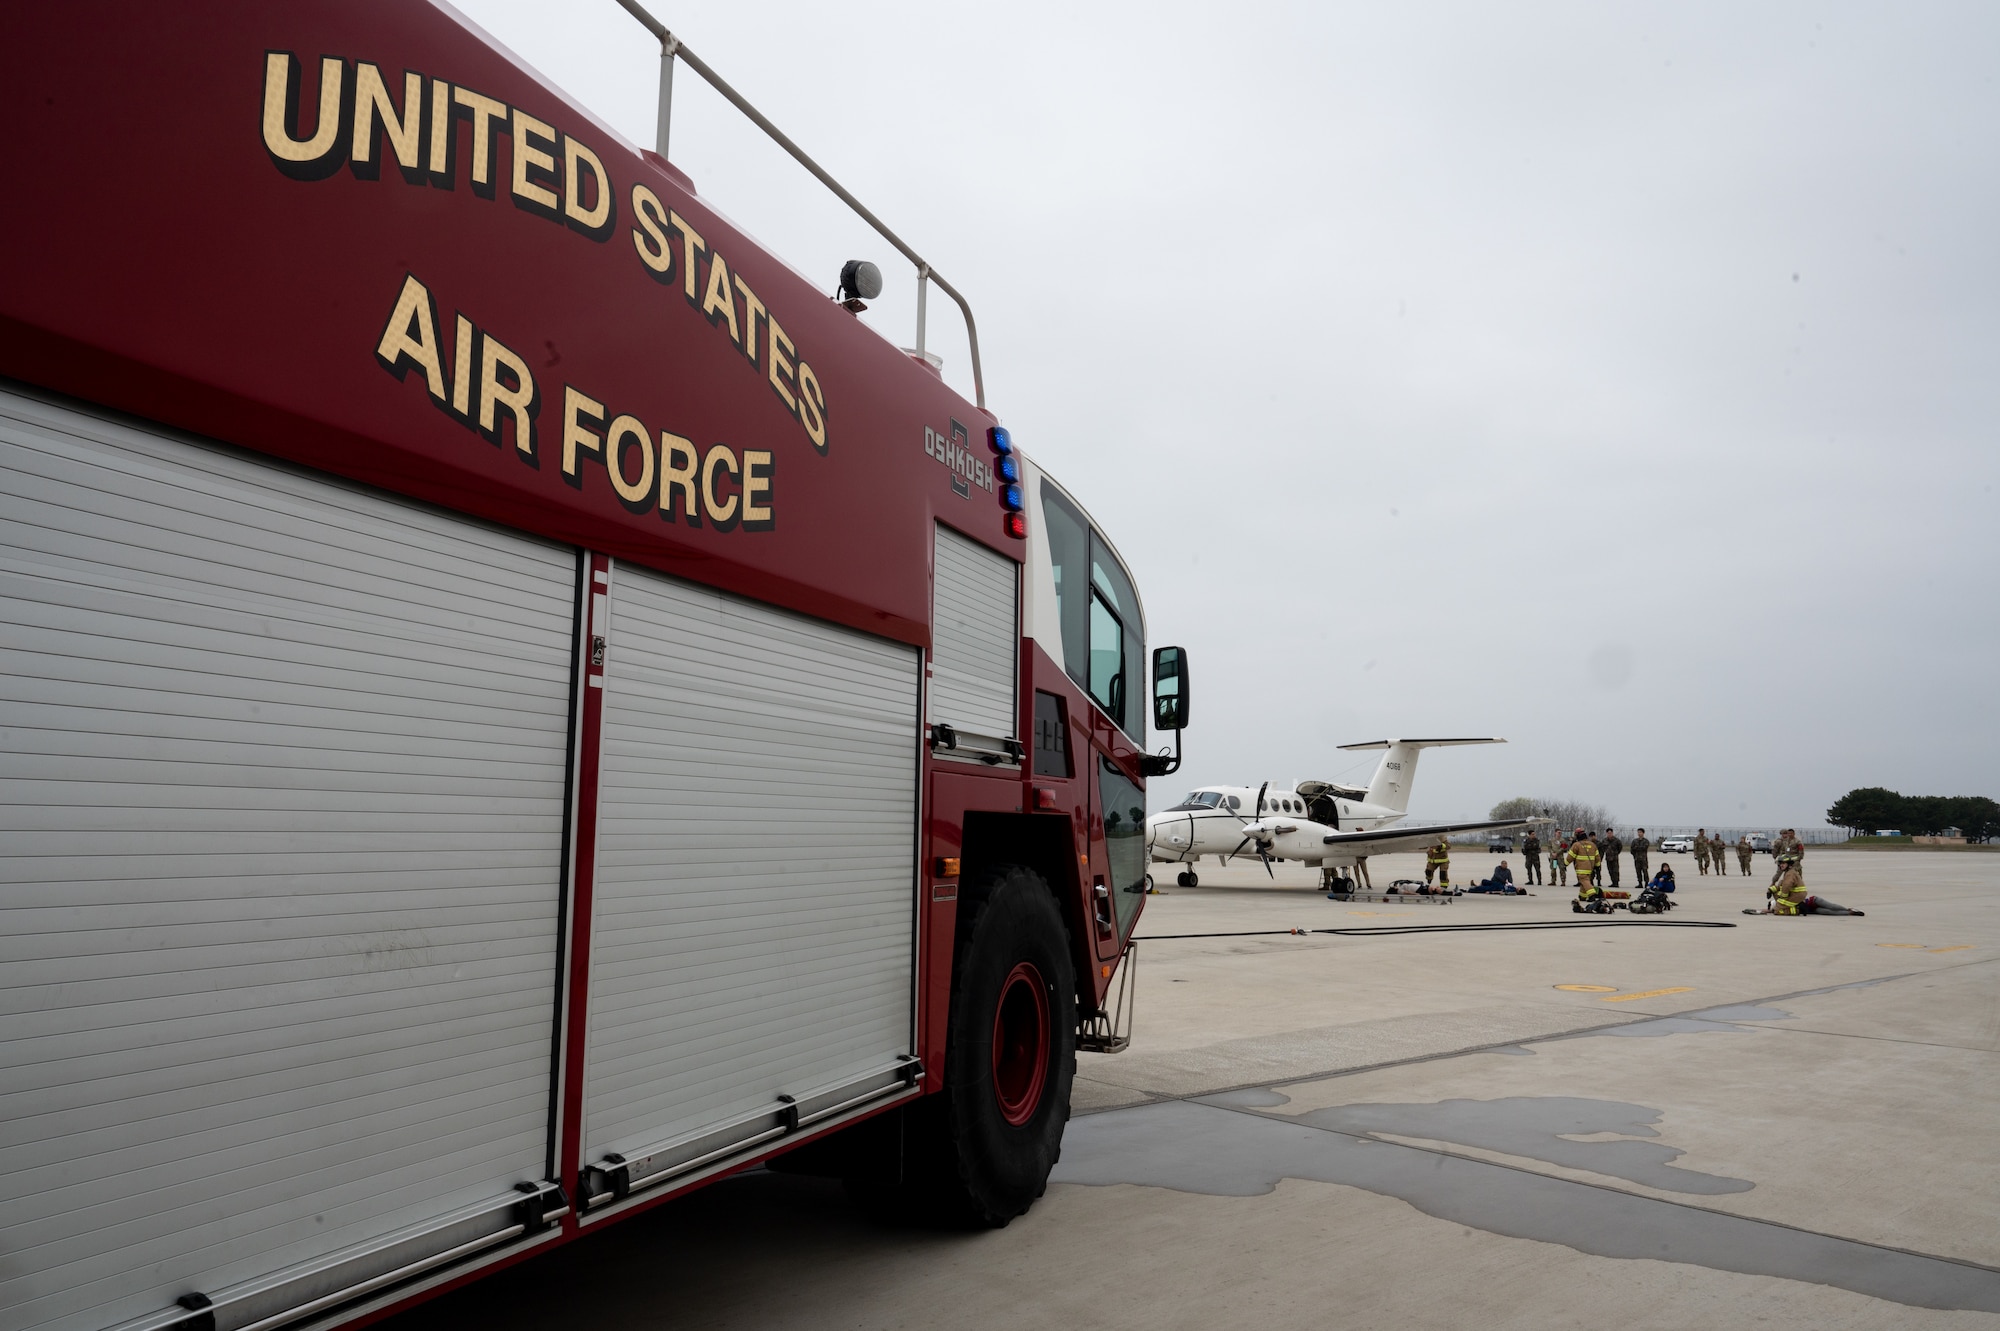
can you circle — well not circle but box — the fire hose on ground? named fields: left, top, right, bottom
left=1137, top=920, right=1739, bottom=940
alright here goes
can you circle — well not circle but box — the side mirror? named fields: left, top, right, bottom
left=1152, top=646, right=1188, bottom=732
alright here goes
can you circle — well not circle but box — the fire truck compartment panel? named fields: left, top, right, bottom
left=0, top=384, right=574, bottom=1331
left=928, top=523, right=1020, bottom=754
left=583, top=563, right=920, bottom=1175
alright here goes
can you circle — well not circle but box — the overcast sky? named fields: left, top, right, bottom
left=453, top=0, right=1998, bottom=828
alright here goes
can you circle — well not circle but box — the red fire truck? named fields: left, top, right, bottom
left=0, top=6, right=1190, bottom=1331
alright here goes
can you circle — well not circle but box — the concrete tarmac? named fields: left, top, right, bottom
left=390, top=849, right=1999, bottom=1329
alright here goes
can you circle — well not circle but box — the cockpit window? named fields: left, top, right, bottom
left=1188, top=792, right=1222, bottom=808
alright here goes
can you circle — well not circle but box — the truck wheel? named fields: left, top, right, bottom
left=920, top=863, right=1077, bottom=1227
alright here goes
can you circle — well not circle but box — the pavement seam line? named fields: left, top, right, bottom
left=1672, top=1021, right=2000, bottom=1055
left=1072, top=1013, right=1650, bottom=1113
left=1196, top=1097, right=2000, bottom=1280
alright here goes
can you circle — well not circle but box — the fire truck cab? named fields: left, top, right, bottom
left=0, top=6, right=1186, bottom=1331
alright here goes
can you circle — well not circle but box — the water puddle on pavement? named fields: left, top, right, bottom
left=1054, top=1097, right=2000, bottom=1312
left=1292, top=1096, right=1752, bottom=1193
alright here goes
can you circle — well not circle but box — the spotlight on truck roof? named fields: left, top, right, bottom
left=838, top=259, right=882, bottom=304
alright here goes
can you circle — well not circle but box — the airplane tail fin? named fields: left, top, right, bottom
left=1336, top=737, right=1506, bottom=815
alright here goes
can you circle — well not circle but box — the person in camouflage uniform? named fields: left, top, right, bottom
left=1736, top=835, right=1754, bottom=876
left=1602, top=828, right=1624, bottom=889
left=1714, top=833, right=1732, bottom=876
left=1550, top=834, right=1569, bottom=887
left=1630, top=828, right=1651, bottom=888
left=1694, top=829, right=1711, bottom=875
left=1522, top=830, right=1543, bottom=885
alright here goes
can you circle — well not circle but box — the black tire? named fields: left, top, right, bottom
left=899, top=864, right=1077, bottom=1227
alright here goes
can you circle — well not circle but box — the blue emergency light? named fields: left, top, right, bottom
left=997, top=455, right=1020, bottom=484
left=989, top=426, right=1012, bottom=454
left=1001, top=483, right=1023, bottom=511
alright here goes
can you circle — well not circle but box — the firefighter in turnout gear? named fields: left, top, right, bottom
left=1566, top=831, right=1601, bottom=889
left=1567, top=831, right=1607, bottom=910
left=1425, top=837, right=1451, bottom=890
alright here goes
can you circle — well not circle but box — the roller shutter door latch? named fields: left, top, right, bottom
left=513, top=1180, right=570, bottom=1232
left=169, top=1293, right=215, bottom=1331
left=591, top=634, right=607, bottom=666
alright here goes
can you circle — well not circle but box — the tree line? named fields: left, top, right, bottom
left=1825, top=788, right=1999, bottom=840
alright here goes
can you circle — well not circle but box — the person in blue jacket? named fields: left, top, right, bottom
left=1469, top=860, right=1520, bottom=893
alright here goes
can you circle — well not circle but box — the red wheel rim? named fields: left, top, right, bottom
left=992, top=961, right=1051, bottom=1127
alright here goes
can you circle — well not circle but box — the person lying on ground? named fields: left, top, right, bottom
left=1744, top=893, right=1864, bottom=916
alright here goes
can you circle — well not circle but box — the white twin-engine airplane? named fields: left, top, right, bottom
left=1146, top=738, right=1537, bottom=885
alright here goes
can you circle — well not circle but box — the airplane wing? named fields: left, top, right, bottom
left=1320, top=816, right=1542, bottom=857
left=1335, top=738, right=1505, bottom=751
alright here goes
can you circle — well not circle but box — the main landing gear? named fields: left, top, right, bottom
left=1176, top=870, right=1199, bottom=888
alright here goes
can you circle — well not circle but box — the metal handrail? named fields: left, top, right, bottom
left=613, top=1, right=987, bottom=408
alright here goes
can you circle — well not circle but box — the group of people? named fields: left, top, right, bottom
left=1391, top=825, right=1862, bottom=916
left=1519, top=827, right=1654, bottom=889
left=1516, top=827, right=1784, bottom=884
left=1686, top=829, right=1757, bottom=877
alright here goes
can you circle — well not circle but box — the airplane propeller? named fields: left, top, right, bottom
left=1225, top=781, right=1277, bottom=877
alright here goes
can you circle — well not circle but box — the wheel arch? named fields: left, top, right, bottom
left=960, top=810, right=1099, bottom=1016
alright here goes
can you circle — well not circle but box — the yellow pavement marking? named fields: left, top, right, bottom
left=1554, top=984, right=1618, bottom=993
left=1927, top=945, right=1974, bottom=953
left=1600, top=987, right=1694, bottom=1003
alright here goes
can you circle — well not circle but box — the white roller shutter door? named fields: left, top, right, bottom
left=0, top=387, right=575, bottom=1331
left=929, top=524, right=1018, bottom=755
left=583, top=565, right=919, bottom=1196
